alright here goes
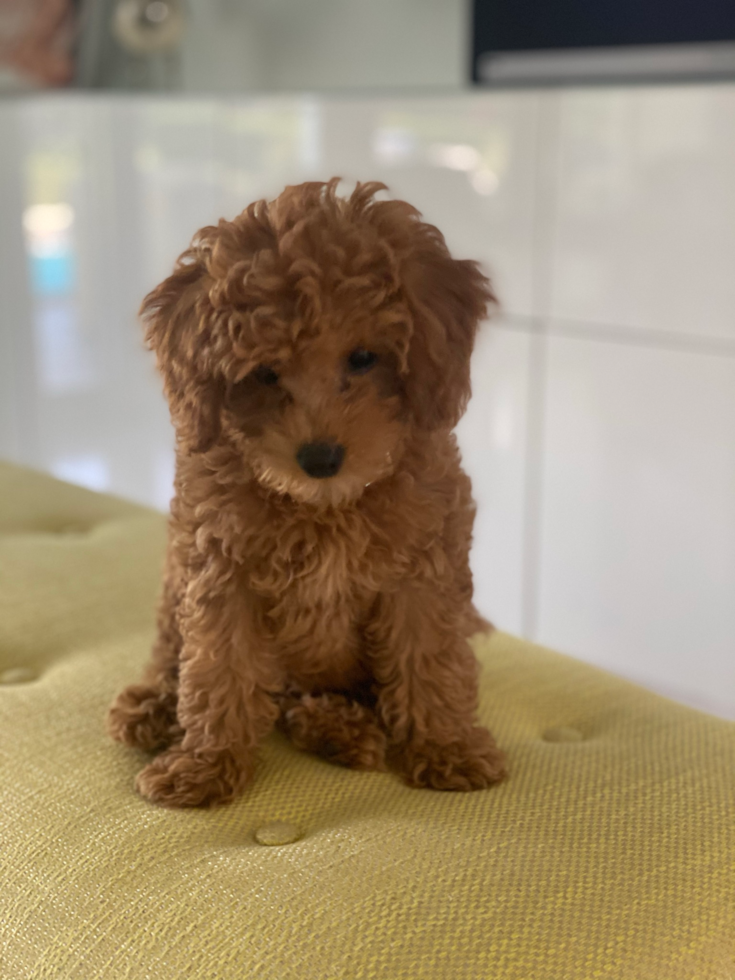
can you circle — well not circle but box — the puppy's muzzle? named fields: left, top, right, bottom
left=296, top=442, right=345, bottom=479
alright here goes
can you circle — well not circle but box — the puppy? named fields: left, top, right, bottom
left=108, top=179, right=507, bottom=807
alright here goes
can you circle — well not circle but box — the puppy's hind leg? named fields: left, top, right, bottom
left=278, top=692, right=388, bottom=772
left=279, top=693, right=387, bottom=771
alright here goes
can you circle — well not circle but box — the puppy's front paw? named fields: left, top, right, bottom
left=108, top=684, right=181, bottom=752
left=397, top=728, right=508, bottom=791
left=135, top=747, right=250, bottom=808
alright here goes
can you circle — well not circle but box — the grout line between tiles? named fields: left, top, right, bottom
left=519, top=90, right=563, bottom=642
left=491, top=312, right=735, bottom=357
left=495, top=313, right=735, bottom=359
left=520, top=328, right=548, bottom=641
left=546, top=317, right=735, bottom=358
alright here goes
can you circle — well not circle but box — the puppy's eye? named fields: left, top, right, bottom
left=347, top=349, right=378, bottom=374
left=252, top=365, right=279, bottom=386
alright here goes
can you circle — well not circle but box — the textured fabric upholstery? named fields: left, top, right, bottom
left=1, top=461, right=733, bottom=979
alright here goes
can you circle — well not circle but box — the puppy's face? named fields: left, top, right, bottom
left=143, top=181, right=493, bottom=509
left=220, top=305, right=408, bottom=507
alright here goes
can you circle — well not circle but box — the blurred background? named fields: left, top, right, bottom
left=1, top=0, right=734, bottom=718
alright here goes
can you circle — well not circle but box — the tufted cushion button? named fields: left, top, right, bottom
left=542, top=726, right=584, bottom=743
left=254, top=821, right=301, bottom=846
left=0, top=667, right=37, bottom=685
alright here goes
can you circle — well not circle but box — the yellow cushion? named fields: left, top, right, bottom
left=1, top=460, right=733, bottom=979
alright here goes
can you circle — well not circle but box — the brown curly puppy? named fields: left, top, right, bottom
left=108, top=179, right=507, bottom=807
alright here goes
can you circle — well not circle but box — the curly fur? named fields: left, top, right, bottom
left=108, top=179, right=508, bottom=807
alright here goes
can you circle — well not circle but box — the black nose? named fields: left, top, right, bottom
left=296, top=442, right=345, bottom=479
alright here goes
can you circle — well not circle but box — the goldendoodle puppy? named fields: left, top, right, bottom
left=108, top=179, right=507, bottom=807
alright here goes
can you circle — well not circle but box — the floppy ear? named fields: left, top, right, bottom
left=140, top=247, right=223, bottom=454
left=402, top=245, right=495, bottom=431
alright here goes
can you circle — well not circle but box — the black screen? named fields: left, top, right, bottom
left=473, top=0, right=735, bottom=80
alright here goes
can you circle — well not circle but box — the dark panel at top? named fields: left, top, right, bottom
left=474, top=0, right=735, bottom=57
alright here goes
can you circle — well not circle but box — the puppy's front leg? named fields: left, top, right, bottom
left=368, top=583, right=507, bottom=791
left=136, top=558, right=280, bottom=808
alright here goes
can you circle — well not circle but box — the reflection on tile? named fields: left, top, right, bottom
left=457, top=322, right=531, bottom=635
left=20, top=117, right=94, bottom=398
left=536, top=334, right=735, bottom=715
left=34, top=299, right=96, bottom=394
left=549, top=86, right=735, bottom=340
left=23, top=202, right=76, bottom=294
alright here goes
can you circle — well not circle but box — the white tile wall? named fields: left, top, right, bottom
left=548, top=86, right=735, bottom=341
left=531, top=85, right=735, bottom=718
left=1, top=88, right=733, bottom=718
left=456, top=321, right=531, bottom=636
left=536, top=334, right=735, bottom=716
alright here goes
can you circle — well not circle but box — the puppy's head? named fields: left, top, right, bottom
left=143, top=180, right=494, bottom=507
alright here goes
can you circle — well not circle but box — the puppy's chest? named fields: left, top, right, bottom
left=246, top=514, right=394, bottom=605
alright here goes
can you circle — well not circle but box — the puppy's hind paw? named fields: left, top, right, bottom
left=278, top=692, right=388, bottom=772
